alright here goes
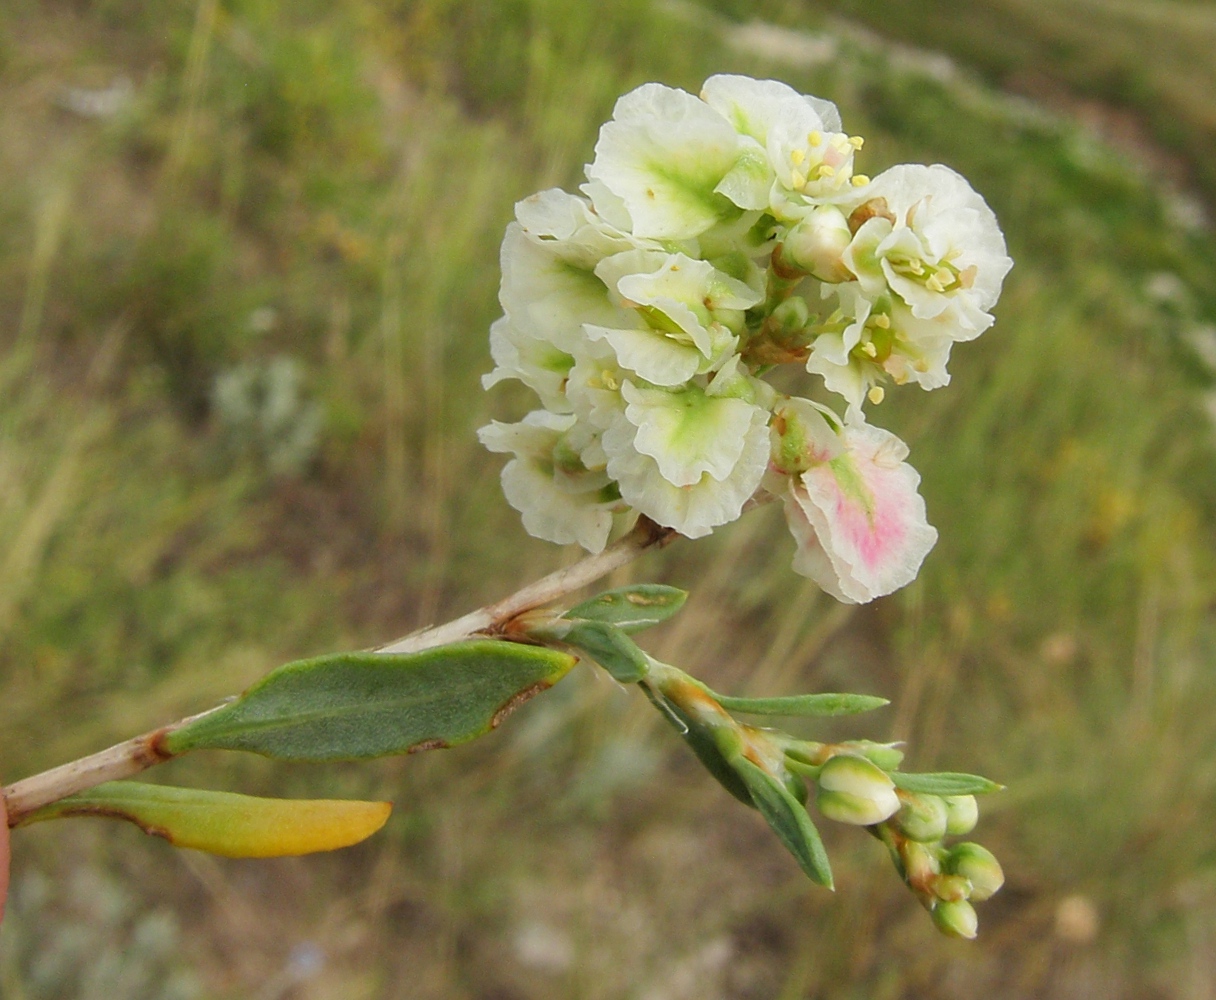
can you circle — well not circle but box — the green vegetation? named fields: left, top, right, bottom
left=2, top=0, right=1215, bottom=996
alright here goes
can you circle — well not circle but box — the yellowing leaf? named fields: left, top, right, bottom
left=22, top=781, right=391, bottom=858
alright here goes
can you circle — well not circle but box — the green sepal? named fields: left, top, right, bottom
left=559, top=620, right=651, bottom=683
left=19, top=781, right=391, bottom=858
left=731, top=756, right=834, bottom=889
left=890, top=772, right=1004, bottom=796
left=713, top=692, right=889, bottom=717
left=641, top=685, right=754, bottom=806
left=563, top=585, right=687, bottom=634
left=164, top=641, right=576, bottom=761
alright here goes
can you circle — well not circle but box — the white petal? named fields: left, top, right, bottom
left=619, top=381, right=765, bottom=487
left=499, top=224, right=625, bottom=352
left=500, top=459, right=615, bottom=553
left=789, top=418, right=937, bottom=602
left=586, top=83, right=744, bottom=240
left=480, top=411, right=616, bottom=554
left=477, top=410, right=576, bottom=456
left=482, top=315, right=574, bottom=412
left=584, top=324, right=702, bottom=387
left=565, top=338, right=629, bottom=430
left=603, top=406, right=769, bottom=537
left=700, top=74, right=830, bottom=146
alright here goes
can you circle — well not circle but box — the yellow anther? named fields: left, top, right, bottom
left=808, top=130, right=822, bottom=147
left=861, top=341, right=878, bottom=358
left=602, top=371, right=618, bottom=391
left=790, top=170, right=807, bottom=190
left=868, top=386, right=885, bottom=405
left=926, top=273, right=946, bottom=293
left=818, top=164, right=836, bottom=178
left=851, top=174, right=871, bottom=187
left=873, top=313, right=890, bottom=329
left=790, top=148, right=806, bottom=166
left=849, top=135, right=865, bottom=149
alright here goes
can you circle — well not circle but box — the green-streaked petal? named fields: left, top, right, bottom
left=622, top=382, right=763, bottom=487
left=587, top=83, right=743, bottom=240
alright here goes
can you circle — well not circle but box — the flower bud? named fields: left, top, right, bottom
left=932, top=874, right=971, bottom=903
left=931, top=899, right=978, bottom=940
left=900, top=839, right=941, bottom=885
left=944, top=842, right=1004, bottom=901
left=943, top=794, right=979, bottom=836
left=855, top=741, right=905, bottom=771
left=894, top=792, right=949, bottom=842
left=770, top=295, right=810, bottom=334
left=781, top=206, right=854, bottom=282
left=815, top=754, right=900, bottom=826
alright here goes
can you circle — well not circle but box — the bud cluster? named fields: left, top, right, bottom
left=482, top=74, right=1012, bottom=603
left=646, top=660, right=1004, bottom=938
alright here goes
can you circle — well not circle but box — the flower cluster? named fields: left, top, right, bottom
left=481, top=75, right=1011, bottom=603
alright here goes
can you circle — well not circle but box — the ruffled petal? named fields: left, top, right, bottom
left=603, top=405, right=769, bottom=537
left=619, top=380, right=766, bottom=487
left=586, top=83, right=744, bottom=240
left=784, top=418, right=937, bottom=602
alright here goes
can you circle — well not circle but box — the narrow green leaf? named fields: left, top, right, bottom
left=714, top=692, right=890, bottom=717
left=732, top=756, right=834, bottom=889
left=642, top=685, right=754, bottom=806
left=22, top=781, right=390, bottom=858
left=561, top=620, right=650, bottom=683
left=890, top=772, right=1004, bottom=796
left=563, top=585, right=687, bottom=634
left=164, top=641, right=576, bottom=761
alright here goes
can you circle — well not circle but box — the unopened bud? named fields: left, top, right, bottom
left=815, top=754, right=900, bottom=826
left=900, top=839, right=940, bottom=886
left=781, top=206, right=854, bottom=282
left=770, top=295, right=810, bottom=334
left=895, top=792, right=948, bottom=842
left=933, top=874, right=972, bottom=903
left=943, top=794, right=979, bottom=835
left=932, top=899, right=978, bottom=940
left=853, top=741, right=904, bottom=770
left=944, top=843, right=1004, bottom=901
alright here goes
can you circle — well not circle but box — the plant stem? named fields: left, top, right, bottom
left=2, top=516, right=681, bottom=826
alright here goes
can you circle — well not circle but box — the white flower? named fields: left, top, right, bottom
left=565, top=336, right=632, bottom=434
left=498, top=222, right=625, bottom=353
left=780, top=415, right=938, bottom=603
left=806, top=286, right=956, bottom=414
left=585, top=83, right=750, bottom=240
left=841, top=164, right=1012, bottom=338
left=601, top=379, right=770, bottom=537
left=585, top=249, right=759, bottom=386
left=699, top=74, right=857, bottom=214
left=478, top=411, right=619, bottom=553
left=482, top=316, right=574, bottom=413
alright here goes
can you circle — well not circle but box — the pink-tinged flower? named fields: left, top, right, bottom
left=781, top=418, right=937, bottom=603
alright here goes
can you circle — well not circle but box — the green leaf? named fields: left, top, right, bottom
left=21, top=781, right=390, bottom=858
left=642, top=685, right=754, bottom=806
left=560, top=620, right=651, bottom=683
left=731, top=756, right=834, bottom=889
left=890, top=772, right=1004, bottom=796
left=164, top=641, right=576, bottom=761
left=563, top=585, right=687, bottom=633
left=714, top=692, right=890, bottom=717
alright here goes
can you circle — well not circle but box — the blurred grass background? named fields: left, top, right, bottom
left=2, top=0, right=1216, bottom=997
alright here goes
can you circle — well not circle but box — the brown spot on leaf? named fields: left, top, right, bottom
left=406, top=738, right=449, bottom=754
left=490, top=680, right=552, bottom=729
left=52, top=804, right=174, bottom=844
